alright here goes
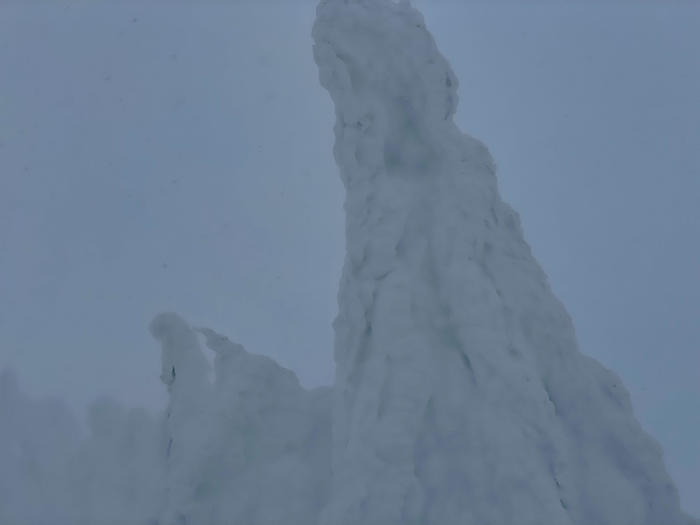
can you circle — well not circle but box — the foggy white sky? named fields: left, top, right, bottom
left=1, top=0, right=698, bottom=516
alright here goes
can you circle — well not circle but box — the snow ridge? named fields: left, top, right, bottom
left=313, top=1, right=693, bottom=524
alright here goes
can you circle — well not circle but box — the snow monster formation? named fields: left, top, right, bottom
left=313, top=1, right=695, bottom=525
left=148, top=313, right=331, bottom=525
left=1, top=2, right=697, bottom=525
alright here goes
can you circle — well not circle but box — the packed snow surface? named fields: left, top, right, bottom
left=0, top=1, right=697, bottom=524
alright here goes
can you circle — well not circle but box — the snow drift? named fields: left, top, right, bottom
left=0, top=1, right=697, bottom=524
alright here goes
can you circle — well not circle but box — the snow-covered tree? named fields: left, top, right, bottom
left=0, top=2, right=697, bottom=525
left=313, top=1, right=695, bottom=524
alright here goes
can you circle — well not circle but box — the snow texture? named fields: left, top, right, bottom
left=0, top=1, right=698, bottom=524
left=148, top=313, right=331, bottom=525
left=0, top=317, right=330, bottom=525
left=0, top=369, right=80, bottom=525
left=313, top=1, right=696, bottom=524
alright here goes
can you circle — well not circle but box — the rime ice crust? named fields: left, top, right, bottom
left=0, top=317, right=331, bottom=525
left=0, top=2, right=697, bottom=524
left=313, top=1, right=691, bottom=524
left=148, top=313, right=331, bottom=525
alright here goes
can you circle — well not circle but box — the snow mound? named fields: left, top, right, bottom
left=313, top=1, right=694, bottom=524
left=0, top=369, right=80, bottom=525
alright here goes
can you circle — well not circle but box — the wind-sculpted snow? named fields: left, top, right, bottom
left=149, top=313, right=331, bottom=525
left=0, top=316, right=331, bottom=525
left=1, top=1, right=698, bottom=524
left=313, top=1, right=695, bottom=524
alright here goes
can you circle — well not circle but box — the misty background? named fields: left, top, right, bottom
left=1, top=0, right=698, bottom=516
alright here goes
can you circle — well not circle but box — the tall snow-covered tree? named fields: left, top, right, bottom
left=313, top=1, right=695, bottom=524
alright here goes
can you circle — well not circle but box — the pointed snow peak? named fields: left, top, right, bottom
left=313, top=0, right=462, bottom=184
left=314, top=1, right=690, bottom=525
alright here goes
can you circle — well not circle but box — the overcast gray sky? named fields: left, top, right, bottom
left=1, top=0, right=698, bottom=516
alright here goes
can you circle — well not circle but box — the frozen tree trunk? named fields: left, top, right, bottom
left=313, top=1, right=692, bottom=524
